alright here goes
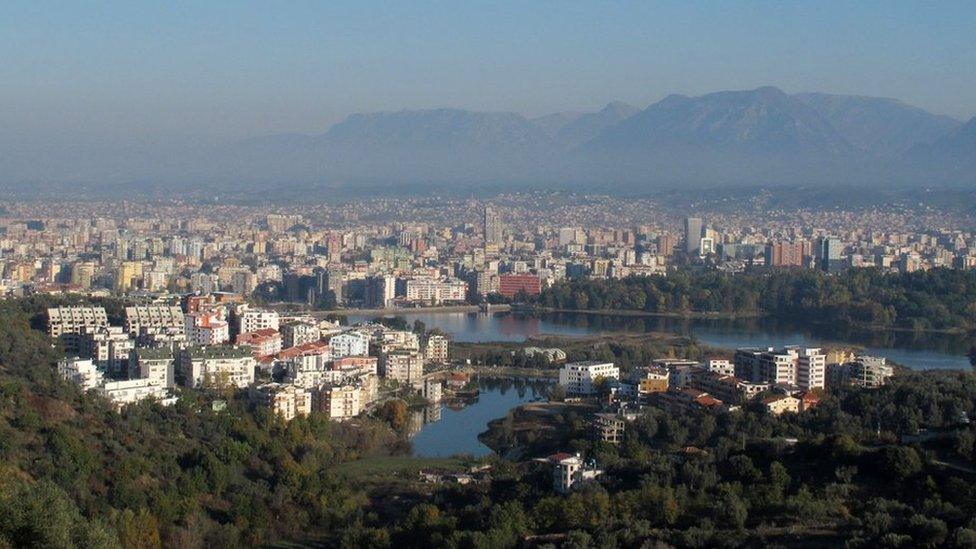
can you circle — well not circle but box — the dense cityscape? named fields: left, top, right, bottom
left=3, top=3, right=976, bottom=548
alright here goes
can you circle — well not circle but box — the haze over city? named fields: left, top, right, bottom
left=3, top=4, right=976, bottom=549
left=2, top=2, right=974, bottom=192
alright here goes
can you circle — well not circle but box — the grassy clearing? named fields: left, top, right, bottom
left=331, top=455, right=470, bottom=482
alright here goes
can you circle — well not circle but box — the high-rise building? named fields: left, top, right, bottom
left=765, top=241, right=804, bottom=267
left=817, top=236, right=843, bottom=273
left=684, top=217, right=703, bottom=254
left=484, top=206, right=503, bottom=245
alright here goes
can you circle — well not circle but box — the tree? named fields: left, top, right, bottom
left=377, top=399, right=408, bottom=430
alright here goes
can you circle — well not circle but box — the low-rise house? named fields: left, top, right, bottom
left=99, top=378, right=172, bottom=409
left=655, top=388, right=725, bottom=414
left=547, top=452, right=603, bottom=494
left=763, top=394, right=801, bottom=415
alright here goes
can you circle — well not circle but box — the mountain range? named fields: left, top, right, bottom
left=1, top=86, right=973, bottom=196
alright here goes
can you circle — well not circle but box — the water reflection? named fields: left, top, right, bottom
left=409, top=379, right=549, bottom=458
left=349, top=310, right=975, bottom=370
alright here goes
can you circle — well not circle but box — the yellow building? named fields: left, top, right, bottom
left=116, top=261, right=144, bottom=292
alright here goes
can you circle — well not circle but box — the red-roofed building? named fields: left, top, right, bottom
left=236, top=328, right=282, bottom=359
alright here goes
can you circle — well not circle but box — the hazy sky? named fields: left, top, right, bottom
left=2, top=1, right=974, bottom=142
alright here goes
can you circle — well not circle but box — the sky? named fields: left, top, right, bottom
left=1, top=1, right=975, bottom=143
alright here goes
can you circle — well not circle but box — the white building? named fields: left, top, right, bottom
left=403, top=278, right=468, bottom=304
left=77, top=325, right=134, bottom=375
left=179, top=346, right=256, bottom=389
left=382, top=351, right=424, bottom=385
left=329, top=331, right=370, bottom=358
left=424, top=334, right=450, bottom=363
left=123, top=305, right=185, bottom=338
left=131, top=348, right=176, bottom=388
left=279, top=320, right=320, bottom=348
left=558, top=361, right=620, bottom=395
left=185, top=311, right=230, bottom=346
left=549, top=452, right=602, bottom=493
left=238, top=309, right=280, bottom=335
left=57, top=357, right=104, bottom=391
left=423, top=379, right=443, bottom=403
left=734, top=346, right=826, bottom=390
left=316, top=384, right=362, bottom=420
left=99, top=378, right=171, bottom=409
left=704, top=359, right=735, bottom=377
left=47, top=306, right=109, bottom=353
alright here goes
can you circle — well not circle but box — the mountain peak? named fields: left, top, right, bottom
left=585, top=86, right=851, bottom=155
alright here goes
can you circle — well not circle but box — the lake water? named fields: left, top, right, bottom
left=409, top=379, right=547, bottom=458
left=349, top=310, right=975, bottom=371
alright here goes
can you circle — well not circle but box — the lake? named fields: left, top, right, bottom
left=349, top=310, right=975, bottom=371
left=409, top=379, right=547, bottom=458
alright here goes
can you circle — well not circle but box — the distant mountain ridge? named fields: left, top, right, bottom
left=0, top=86, right=972, bottom=193
left=583, top=87, right=851, bottom=156
left=795, top=92, right=961, bottom=156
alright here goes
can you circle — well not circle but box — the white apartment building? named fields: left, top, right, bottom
left=58, top=357, right=104, bottom=391
left=279, top=320, right=320, bottom=348
left=315, top=384, right=362, bottom=420
left=704, top=359, right=735, bottom=377
left=734, top=346, right=826, bottom=390
left=131, top=348, right=176, bottom=387
left=179, top=346, right=256, bottom=389
left=123, top=305, right=185, bottom=338
left=184, top=311, right=230, bottom=346
left=403, top=278, right=468, bottom=304
left=424, top=334, right=450, bottom=363
left=329, top=331, right=370, bottom=357
left=558, top=361, right=620, bottom=395
left=238, top=309, right=280, bottom=334
left=382, top=351, right=424, bottom=384
left=77, top=325, right=134, bottom=375
left=47, top=306, right=109, bottom=353
left=99, top=378, right=171, bottom=409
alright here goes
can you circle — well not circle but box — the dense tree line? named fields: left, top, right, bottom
left=539, top=268, right=976, bottom=332
left=2, top=296, right=976, bottom=547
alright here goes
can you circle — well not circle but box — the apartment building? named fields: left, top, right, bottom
left=77, top=325, right=134, bottom=375
left=249, top=383, right=311, bottom=421
left=57, top=357, right=104, bottom=391
left=236, top=328, right=283, bottom=359
left=734, top=346, right=826, bottom=390
left=279, top=320, right=320, bottom=348
left=179, top=346, right=256, bottom=389
left=238, top=308, right=280, bottom=334
left=315, top=384, right=362, bottom=420
left=123, top=305, right=185, bottom=338
left=47, top=306, right=109, bottom=353
left=131, top=347, right=176, bottom=387
left=329, top=331, right=370, bottom=357
left=381, top=351, right=424, bottom=384
left=558, top=361, right=620, bottom=396
left=424, top=334, right=450, bottom=363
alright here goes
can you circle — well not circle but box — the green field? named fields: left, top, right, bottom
left=331, top=455, right=471, bottom=482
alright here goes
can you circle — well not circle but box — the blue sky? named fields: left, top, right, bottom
left=1, top=1, right=974, bottom=141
